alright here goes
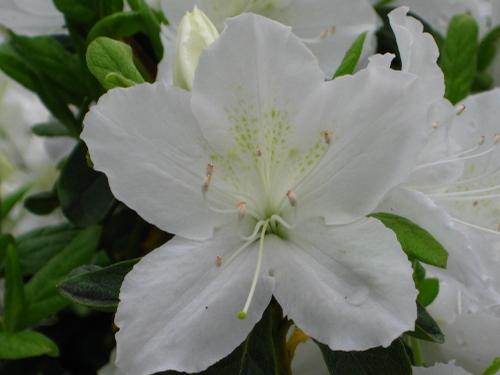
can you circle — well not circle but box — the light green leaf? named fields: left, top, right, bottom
left=407, top=303, right=444, bottom=343
left=333, top=32, right=367, bottom=78
left=86, top=36, right=144, bottom=90
left=0, top=184, right=30, bottom=220
left=58, top=259, right=139, bottom=311
left=483, top=357, right=500, bottom=375
left=4, top=243, right=26, bottom=332
left=371, top=213, right=448, bottom=268
left=440, top=14, right=479, bottom=104
left=417, top=277, right=439, bottom=307
left=24, top=225, right=102, bottom=303
left=31, top=122, right=73, bottom=138
left=0, top=331, right=59, bottom=359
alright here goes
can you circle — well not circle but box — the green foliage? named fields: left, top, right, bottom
left=416, top=278, right=439, bottom=307
left=407, top=303, right=444, bottom=344
left=0, top=331, right=59, bottom=359
left=371, top=213, right=448, bottom=268
left=318, top=338, right=412, bottom=375
left=0, top=185, right=30, bottom=221
left=57, top=143, right=115, bottom=227
left=440, top=14, right=479, bottom=104
left=31, top=122, right=73, bottom=138
left=483, top=357, right=500, bottom=375
left=4, top=244, right=26, bottom=332
left=478, top=26, right=500, bottom=71
left=24, top=191, right=60, bottom=216
left=86, top=37, right=145, bottom=90
left=333, top=32, right=367, bottom=78
left=58, top=259, right=139, bottom=311
left=54, top=0, right=124, bottom=25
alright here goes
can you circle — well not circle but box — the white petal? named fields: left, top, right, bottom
left=0, top=0, right=65, bottom=35
left=422, top=309, right=500, bottom=374
left=191, top=13, right=325, bottom=152
left=389, top=7, right=444, bottom=99
left=98, top=349, right=124, bottom=375
left=269, top=0, right=379, bottom=76
left=266, top=218, right=417, bottom=351
left=296, top=64, right=428, bottom=224
left=413, top=362, right=473, bottom=375
left=115, top=226, right=274, bottom=374
left=82, top=82, right=225, bottom=240
left=291, top=340, right=329, bottom=375
left=377, top=187, right=500, bottom=307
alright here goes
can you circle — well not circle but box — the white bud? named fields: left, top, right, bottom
left=173, top=6, right=219, bottom=91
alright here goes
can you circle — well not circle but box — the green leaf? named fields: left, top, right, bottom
left=407, top=303, right=444, bottom=344
left=15, top=224, right=80, bottom=276
left=371, top=213, right=448, bottom=268
left=333, top=32, right=367, bottom=78
left=58, top=259, right=139, bottom=311
left=31, top=122, right=73, bottom=137
left=417, top=278, right=439, bottom=307
left=0, top=234, right=13, bottom=266
left=57, top=143, right=115, bottom=226
left=478, top=26, right=500, bottom=71
left=24, top=225, right=102, bottom=303
left=4, top=244, right=26, bottom=332
left=0, top=184, right=30, bottom=220
left=54, top=0, right=124, bottom=24
left=483, top=357, right=500, bottom=375
left=440, top=14, right=479, bottom=104
left=18, top=295, right=69, bottom=330
left=0, top=42, right=36, bottom=91
left=318, top=338, right=412, bottom=375
left=0, top=331, right=59, bottom=359
left=24, top=191, right=60, bottom=216
left=86, top=37, right=144, bottom=90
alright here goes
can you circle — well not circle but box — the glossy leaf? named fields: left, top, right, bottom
left=417, top=278, right=439, bottom=307
left=371, top=213, right=448, bottom=268
left=483, top=357, right=500, bottom=375
left=407, top=303, right=444, bottom=344
left=0, top=331, right=59, bottom=359
left=333, top=32, right=367, bottom=78
left=31, top=122, right=73, bottom=138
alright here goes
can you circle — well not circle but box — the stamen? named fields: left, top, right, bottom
left=452, top=217, right=500, bottom=236
left=215, top=256, right=222, bottom=268
left=435, top=192, right=500, bottom=201
left=256, top=148, right=262, bottom=157
left=414, top=144, right=497, bottom=171
left=270, top=214, right=296, bottom=230
left=495, top=133, right=500, bottom=144
left=238, top=201, right=247, bottom=221
left=239, top=219, right=266, bottom=242
left=237, top=219, right=270, bottom=320
left=222, top=230, right=262, bottom=270
left=431, top=184, right=500, bottom=198
left=322, top=130, right=332, bottom=145
left=202, top=162, right=214, bottom=194
left=479, top=135, right=485, bottom=146
left=432, top=121, right=439, bottom=129
left=455, top=104, right=466, bottom=115
left=287, top=190, right=298, bottom=207
left=319, top=26, right=336, bottom=40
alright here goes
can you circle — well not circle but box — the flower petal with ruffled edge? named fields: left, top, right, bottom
left=114, top=225, right=274, bottom=375
left=0, top=0, right=64, bottom=35
left=413, top=362, right=473, bottom=375
left=265, top=218, right=417, bottom=351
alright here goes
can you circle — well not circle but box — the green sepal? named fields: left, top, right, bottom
left=370, top=213, right=448, bottom=268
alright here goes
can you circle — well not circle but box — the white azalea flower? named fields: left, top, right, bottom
left=82, top=11, right=435, bottom=374
left=0, top=0, right=65, bottom=36
left=413, top=361, right=473, bottom=375
left=158, top=0, right=379, bottom=79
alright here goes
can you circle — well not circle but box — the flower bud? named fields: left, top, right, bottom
left=173, top=7, right=219, bottom=91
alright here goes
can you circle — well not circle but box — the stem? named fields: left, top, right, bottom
left=410, top=337, right=424, bottom=366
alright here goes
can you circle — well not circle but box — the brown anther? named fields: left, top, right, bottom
left=432, top=122, right=439, bottom=129
left=494, top=133, right=500, bottom=144
left=287, top=190, right=297, bottom=207
left=202, top=175, right=212, bottom=194
left=237, top=201, right=247, bottom=220
left=497, top=223, right=500, bottom=232
left=215, top=256, right=222, bottom=267
left=479, top=135, right=485, bottom=145
left=256, top=149, right=262, bottom=157
left=473, top=200, right=478, bottom=207
left=456, top=104, right=466, bottom=115
left=322, top=130, right=332, bottom=145
left=320, top=26, right=336, bottom=40
left=206, top=162, right=214, bottom=177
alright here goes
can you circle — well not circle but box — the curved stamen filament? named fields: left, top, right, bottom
left=270, top=214, right=296, bottom=230
left=221, top=230, right=263, bottom=270
left=414, top=145, right=497, bottom=171
left=431, top=184, right=500, bottom=198
left=239, top=219, right=266, bottom=241
left=436, top=192, right=500, bottom=201
left=452, top=217, right=500, bottom=235
left=237, top=219, right=270, bottom=320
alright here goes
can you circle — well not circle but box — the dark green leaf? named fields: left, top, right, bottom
left=54, top=0, right=124, bottom=24
left=24, top=191, right=60, bottom=216
left=483, top=357, right=500, bottom=375
left=86, top=36, right=144, bottom=90
left=4, top=243, right=26, bottom=332
left=407, top=303, right=444, bottom=344
left=24, top=225, right=102, bottom=303
left=0, top=331, right=59, bottom=359
left=16, top=224, right=80, bottom=275
left=318, top=338, right=412, bottom=375
left=440, top=14, right=479, bottom=104
left=333, top=32, right=367, bottom=78
left=57, top=143, right=115, bottom=226
left=0, top=42, right=36, bottom=91
left=31, top=122, right=73, bottom=137
left=18, top=295, right=69, bottom=330
left=0, top=184, right=30, bottom=220
left=0, top=234, right=13, bottom=266
left=478, top=26, right=500, bottom=71
left=417, top=278, right=439, bottom=307
left=58, top=259, right=139, bottom=311
left=371, top=213, right=448, bottom=268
